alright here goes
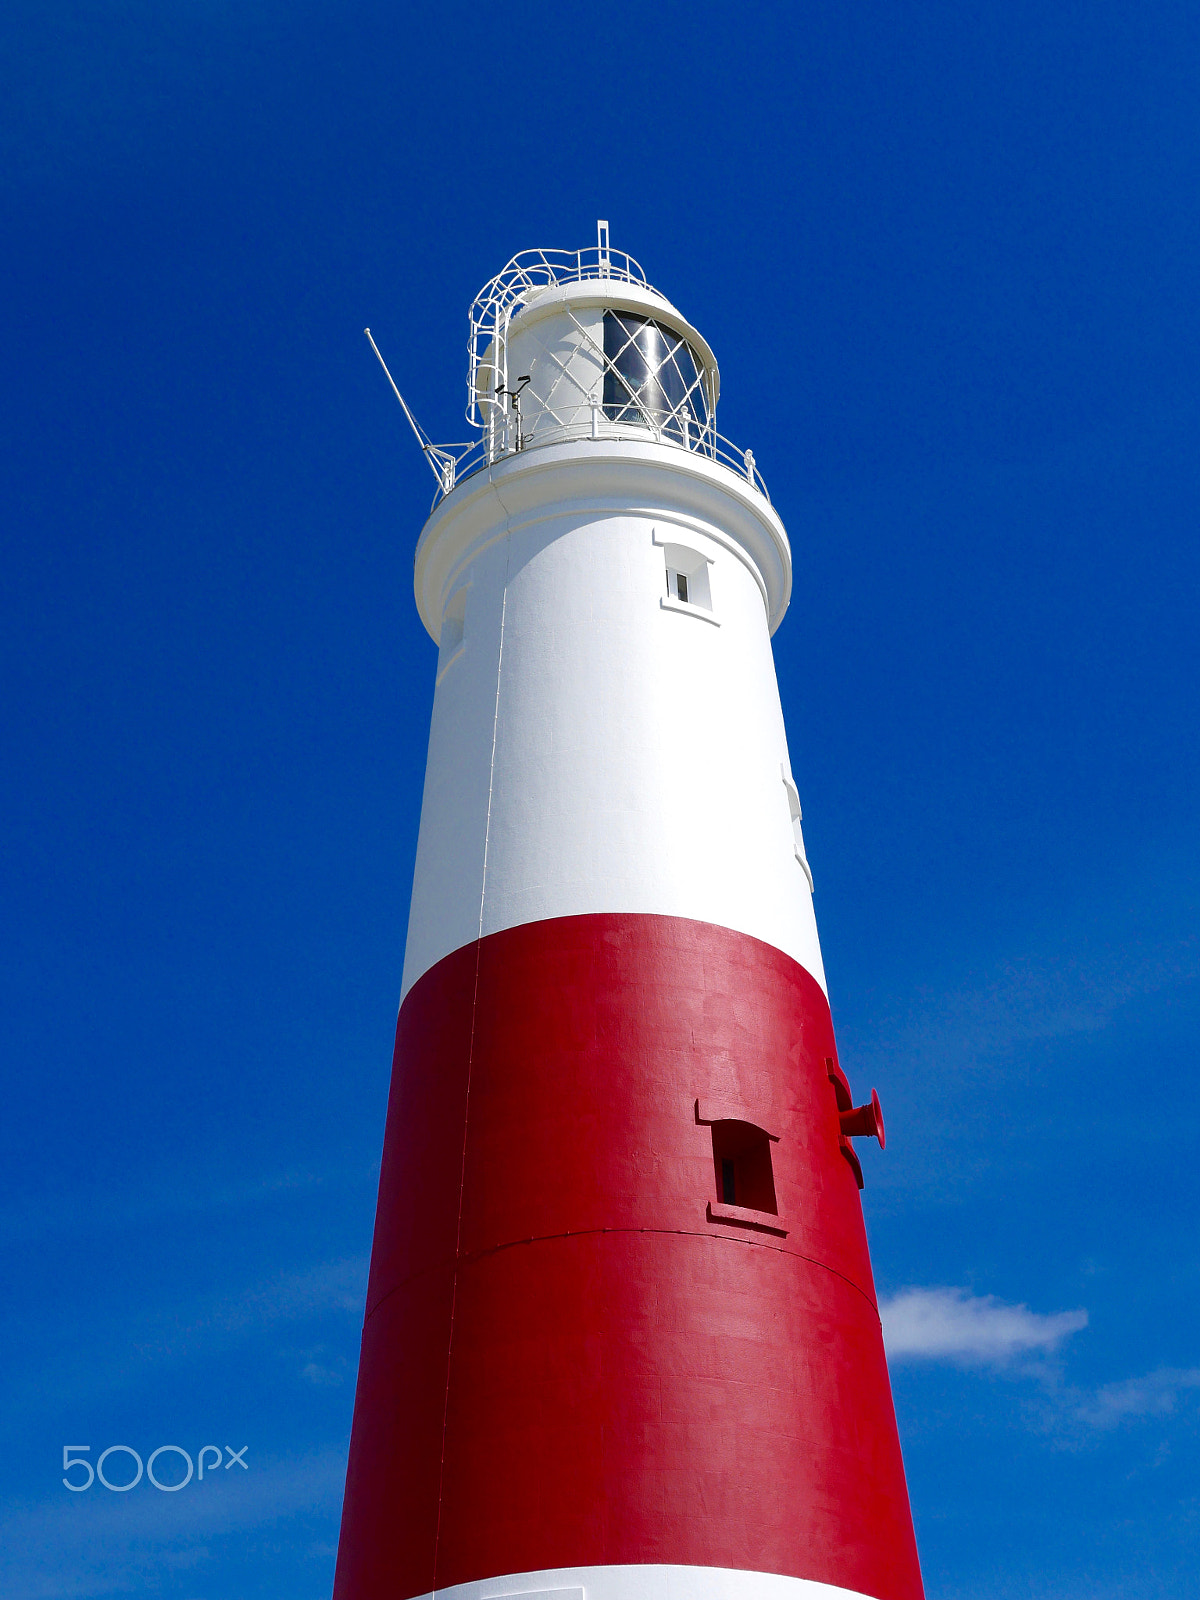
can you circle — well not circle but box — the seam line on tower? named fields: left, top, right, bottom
left=430, top=486, right=514, bottom=1597
left=362, top=1224, right=880, bottom=1327
left=476, top=486, right=514, bottom=938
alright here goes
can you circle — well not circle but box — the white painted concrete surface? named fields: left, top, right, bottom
left=399, top=439, right=825, bottom=1001
left=429, top=1563, right=875, bottom=1600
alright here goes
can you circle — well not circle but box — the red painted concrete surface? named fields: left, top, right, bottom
left=334, top=914, right=924, bottom=1600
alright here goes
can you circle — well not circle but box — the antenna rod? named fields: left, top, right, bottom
left=364, top=328, right=457, bottom=489
left=364, top=327, right=436, bottom=452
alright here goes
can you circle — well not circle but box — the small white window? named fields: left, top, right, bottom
left=662, top=542, right=712, bottom=611
left=437, top=586, right=467, bottom=680
left=782, top=768, right=814, bottom=891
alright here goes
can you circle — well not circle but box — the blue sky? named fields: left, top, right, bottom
left=2, top=2, right=1197, bottom=1596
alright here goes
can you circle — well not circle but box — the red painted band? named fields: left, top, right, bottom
left=335, top=914, right=923, bottom=1600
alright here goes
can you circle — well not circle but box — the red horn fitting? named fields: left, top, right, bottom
left=839, top=1088, right=885, bottom=1149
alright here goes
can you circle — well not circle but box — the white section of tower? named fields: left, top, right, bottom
left=398, top=277, right=825, bottom=1002
left=407, top=1563, right=875, bottom=1600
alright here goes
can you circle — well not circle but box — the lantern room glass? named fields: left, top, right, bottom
left=603, top=312, right=709, bottom=443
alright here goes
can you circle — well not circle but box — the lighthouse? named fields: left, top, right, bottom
left=336, top=230, right=924, bottom=1600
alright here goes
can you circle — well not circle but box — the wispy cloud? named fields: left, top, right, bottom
left=1067, top=1366, right=1200, bottom=1431
left=0, top=1160, right=376, bottom=1248
left=847, top=850, right=1200, bottom=1100
left=892, top=927, right=1198, bottom=1082
left=199, top=1256, right=368, bottom=1335
left=4, top=1254, right=369, bottom=1420
left=295, top=1344, right=352, bottom=1387
left=116, top=1254, right=369, bottom=1377
left=880, top=1287, right=1200, bottom=1449
left=0, top=1448, right=345, bottom=1600
left=881, top=1286, right=1088, bottom=1366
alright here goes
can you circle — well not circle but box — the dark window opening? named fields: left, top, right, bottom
left=664, top=547, right=712, bottom=611
left=603, top=311, right=709, bottom=443
left=711, top=1120, right=778, bottom=1215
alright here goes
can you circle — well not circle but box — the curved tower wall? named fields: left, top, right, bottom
left=335, top=268, right=924, bottom=1600
left=400, top=438, right=821, bottom=1002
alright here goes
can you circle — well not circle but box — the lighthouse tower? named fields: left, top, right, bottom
left=336, top=232, right=923, bottom=1600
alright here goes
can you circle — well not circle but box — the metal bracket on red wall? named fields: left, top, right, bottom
left=826, top=1057, right=885, bottom=1190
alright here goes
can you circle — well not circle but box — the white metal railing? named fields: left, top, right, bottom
left=467, top=236, right=650, bottom=431
left=417, top=410, right=770, bottom=514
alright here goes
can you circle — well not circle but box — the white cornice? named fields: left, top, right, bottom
left=413, top=440, right=792, bottom=642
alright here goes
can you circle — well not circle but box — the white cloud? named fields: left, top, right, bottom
left=1068, top=1366, right=1200, bottom=1430
left=880, top=1286, right=1088, bottom=1366
left=879, top=1291, right=1200, bottom=1446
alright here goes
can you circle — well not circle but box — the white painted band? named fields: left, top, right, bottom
left=401, top=443, right=826, bottom=1001
left=428, top=1563, right=875, bottom=1600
